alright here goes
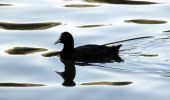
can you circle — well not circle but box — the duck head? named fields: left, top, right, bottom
left=55, top=32, right=74, bottom=52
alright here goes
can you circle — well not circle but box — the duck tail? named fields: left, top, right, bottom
left=115, top=44, right=122, bottom=53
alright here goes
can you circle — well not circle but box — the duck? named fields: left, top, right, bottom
left=55, top=32, right=122, bottom=61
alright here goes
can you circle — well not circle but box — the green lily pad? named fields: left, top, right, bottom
left=85, top=0, right=157, bottom=5
left=125, top=19, right=167, bottom=24
left=42, top=51, right=60, bottom=57
left=77, top=24, right=112, bottom=28
left=64, top=4, right=100, bottom=8
left=80, top=81, right=132, bottom=86
left=5, top=47, right=48, bottom=55
left=0, top=83, right=45, bottom=87
left=0, top=22, right=61, bottom=30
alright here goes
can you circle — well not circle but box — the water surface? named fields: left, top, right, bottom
left=0, top=0, right=170, bottom=100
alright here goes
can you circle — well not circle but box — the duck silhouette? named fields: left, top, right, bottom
left=55, top=32, right=122, bottom=61
left=56, top=58, right=76, bottom=87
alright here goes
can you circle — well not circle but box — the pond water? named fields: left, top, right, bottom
left=0, top=0, right=170, bottom=100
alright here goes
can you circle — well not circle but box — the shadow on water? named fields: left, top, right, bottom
left=0, top=22, right=61, bottom=30
left=55, top=56, right=132, bottom=87
left=5, top=47, right=48, bottom=55
left=0, top=83, right=45, bottom=87
left=85, top=0, right=157, bottom=5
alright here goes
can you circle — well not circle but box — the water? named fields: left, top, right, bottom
left=0, top=0, right=170, bottom=100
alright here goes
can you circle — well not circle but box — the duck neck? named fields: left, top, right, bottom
left=63, top=42, right=74, bottom=52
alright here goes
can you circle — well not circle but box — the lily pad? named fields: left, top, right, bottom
left=0, top=83, right=45, bottom=87
left=42, top=51, right=60, bottom=57
left=77, top=24, right=111, bottom=28
left=64, top=4, right=100, bottom=8
left=85, top=0, right=157, bottom=5
left=80, top=81, right=132, bottom=86
left=5, top=47, right=48, bottom=55
left=125, top=19, right=167, bottom=24
left=0, top=22, right=61, bottom=30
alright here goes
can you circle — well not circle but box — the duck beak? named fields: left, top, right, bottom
left=54, top=39, right=61, bottom=45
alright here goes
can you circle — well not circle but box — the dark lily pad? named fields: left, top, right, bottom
left=0, top=22, right=61, bottom=30
left=85, top=0, right=157, bottom=5
left=0, top=83, right=45, bottom=87
left=5, top=47, right=48, bottom=55
left=80, top=81, right=132, bottom=86
left=77, top=24, right=112, bottom=28
left=42, top=51, right=60, bottom=57
left=125, top=19, right=167, bottom=24
left=0, top=4, right=11, bottom=6
left=64, top=4, right=100, bottom=8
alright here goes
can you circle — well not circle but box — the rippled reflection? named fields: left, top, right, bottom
left=0, top=4, right=11, bottom=6
left=56, top=54, right=123, bottom=87
left=0, top=83, right=45, bottom=87
left=0, top=22, right=61, bottom=30
left=125, top=19, right=167, bottom=24
left=5, top=47, right=47, bottom=55
left=85, top=0, right=157, bottom=5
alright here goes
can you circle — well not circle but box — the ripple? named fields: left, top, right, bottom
left=125, top=19, right=167, bottom=24
left=77, top=24, right=112, bottom=28
left=5, top=47, right=48, bottom=55
left=80, top=81, right=133, bottom=86
left=42, top=51, right=60, bottom=57
left=0, top=22, right=61, bottom=30
left=0, top=83, right=45, bottom=87
left=85, top=0, right=157, bottom=5
left=64, top=4, right=100, bottom=8
left=0, top=4, right=11, bottom=6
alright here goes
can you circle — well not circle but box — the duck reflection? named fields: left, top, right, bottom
left=56, top=55, right=123, bottom=87
left=56, top=58, right=76, bottom=87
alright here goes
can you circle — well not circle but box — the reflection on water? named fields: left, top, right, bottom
left=64, top=4, right=100, bottom=8
left=56, top=58, right=76, bottom=87
left=1, top=0, right=170, bottom=100
left=56, top=54, right=123, bottom=87
left=125, top=19, right=167, bottom=24
left=0, top=4, right=11, bottom=6
left=0, top=22, right=61, bottom=30
left=0, top=83, right=45, bottom=87
left=77, top=24, right=112, bottom=28
left=5, top=47, right=47, bottom=55
left=80, top=81, right=132, bottom=86
left=85, top=0, right=157, bottom=5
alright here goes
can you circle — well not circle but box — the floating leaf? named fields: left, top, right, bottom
left=0, top=83, right=45, bottom=87
left=42, top=51, right=60, bottom=57
left=80, top=81, right=132, bottom=86
left=125, top=19, right=167, bottom=24
left=5, top=47, right=48, bottom=55
left=64, top=4, right=100, bottom=8
left=0, top=22, right=61, bottom=30
left=77, top=24, right=112, bottom=28
left=85, top=0, right=157, bottom=5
